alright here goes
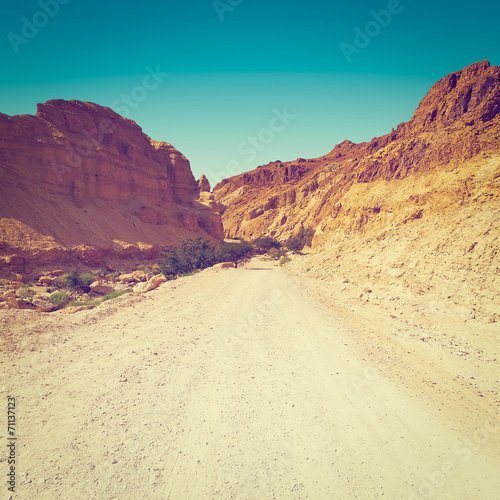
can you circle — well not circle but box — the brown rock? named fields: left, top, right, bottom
left=198, top=174, right=211, bottom=193
left=32, top=297, right=55, bottom=312
left=213, top=61, right=500, bottom=244
left=118, top=273, right=135, bottom=283
left=132, top=270, right=147, bottom=282
left=38, top=276, right=55, bottom=286
left=219, top=262, right=235, bottom=269
left=133, top=274, right=167, bottom=293
left=90, top=281, right=115, bottom=294
left=4, top=292, right=19, bottom=309
left=0, top=99, right=223, bottom=271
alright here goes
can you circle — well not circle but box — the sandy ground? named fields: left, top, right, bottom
left=1, top=257, right=499, bottom=499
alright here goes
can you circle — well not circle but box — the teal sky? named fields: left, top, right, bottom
left=1, top=0, right=498, bottom=185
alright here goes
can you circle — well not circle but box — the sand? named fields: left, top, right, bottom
left=1, top=257, right=499, bottom=499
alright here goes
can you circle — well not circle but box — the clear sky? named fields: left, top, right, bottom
left=1, top=0, right=498, bottom=185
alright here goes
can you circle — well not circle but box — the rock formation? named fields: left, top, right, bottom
left=0, top=100, right=223, bottom=276
left=198, top=174, right=211, bottom=193
left=213, top=60, right=500, bottom=322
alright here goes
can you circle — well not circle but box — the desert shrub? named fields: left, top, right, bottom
left=143, top=267, right=160, bottom=276
left=53, top=275, right=69, bottom=289
left=49, top=291, right=70, bottom=309
left=160, top=238, right=217, bottom=277
left=268, top=247, right=288, bottom=260
left=59, top=270, right=94, bottom=292
left=79, top=273, right=95, bottom=287
left=101, top=290, right=129, bottom=302
left=216, top=239, right=254, bottom=267
left=68, top=299, right=99, bottom=308
left=285, top=227, right=315, bottom=253
left=17, top=284, right=35, bottom=299
left=280, top=256, right=292, bottom=266
left=159, top=237, right=255, bottom=276
left=253, top=236, right=282, bottom=253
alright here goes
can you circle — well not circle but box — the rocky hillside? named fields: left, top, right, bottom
left=214, top=60, right=500, bottom=322
left=0, top=100, right=223, bottom=278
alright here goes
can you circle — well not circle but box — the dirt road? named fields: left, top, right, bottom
left=2, top=258, right=499, bottom=499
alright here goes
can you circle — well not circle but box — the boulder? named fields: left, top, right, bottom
left=4, top=292, right=20, bottom=309
left=132, top=270, right=147, bottom=282
left=118, top=273, right=135, bottom=283
left=133, top=274, right=167, bottom=294
left=38, top=276, right=55, bottom=286
left=32, top=297, right=55, bottom=312
left=90, top=281, right=115, bottom=295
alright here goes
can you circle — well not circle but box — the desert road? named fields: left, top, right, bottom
left=2, top=258, right=500, bottom=499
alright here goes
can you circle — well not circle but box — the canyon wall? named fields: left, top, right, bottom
left=214, top=61, right=500, bottom=322
left=0, top=100, right=223, bottom=276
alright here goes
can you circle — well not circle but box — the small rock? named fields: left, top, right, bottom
left=90, top=282, right=115, bottom=294
left=4, top=292, right=19, bottom=309
left=32, top=297, right=55, bottom=312
left=38, top=276, right=55, bottom=286
left=133, top=274, right=167, bottom=294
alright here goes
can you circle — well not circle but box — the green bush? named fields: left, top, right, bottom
left=253, top=236, right=282, bottom=253
left=18, top=284, right=35, bottom=299
left=68, top=299, right=99, bottom=308
left=280, top=256, right=292, bottom=266
left=58, top=270, right=95, bottom=292
left=285, top=227, right=315, bottom=253
left=49, top=291, right=70, bottom=309
left=216, top=240, right=254, bottom=267
left=268, top=247, right=287, bottom=260
left=159, top=237, right=255, bottom=276
left=101, top=290, right=129, bottom=302
left=160, top=237, right=218, bottom=277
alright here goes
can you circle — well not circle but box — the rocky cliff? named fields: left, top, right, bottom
left=214, top=61, right=500, bottom=322
left=0, top=100, right=223, bottom=276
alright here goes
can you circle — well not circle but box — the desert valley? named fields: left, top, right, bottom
left=1, top=61, right=499, bottom=499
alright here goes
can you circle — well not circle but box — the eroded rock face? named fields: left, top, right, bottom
left=198, top=174, right=211, bottom=193
left=214, top=61, right=500, bottom=243
left=0, top=100, right=223, bottom=274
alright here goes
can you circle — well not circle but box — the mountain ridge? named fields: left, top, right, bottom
left=213, top=60, right=500, bottom=322
left=0, top=99, right=223, bottom=277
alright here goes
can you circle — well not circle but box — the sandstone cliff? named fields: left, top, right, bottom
left=0, top=100, right=223, bottom=276
left=214, top=61, right=500, bottom=322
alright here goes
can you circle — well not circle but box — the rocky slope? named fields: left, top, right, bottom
left=214, top=60, right=500, bottom=322
left=0, top=100, right=223, bottom=277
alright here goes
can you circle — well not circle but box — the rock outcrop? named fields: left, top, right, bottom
left=198, top=174, right=211, bottom=193
left=0, top=100, right=224, bottom=276
left=213, top=61, right=500, bottom=321
left=214, top=61, right=500, bottom=241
